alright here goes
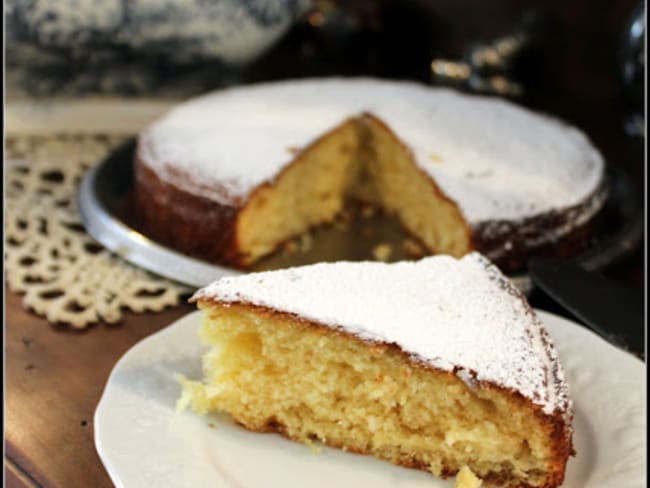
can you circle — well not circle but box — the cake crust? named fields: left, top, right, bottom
left=134, top=159, right=240, bottom=263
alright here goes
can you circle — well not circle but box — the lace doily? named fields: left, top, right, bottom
left=4, top=134, right=191, bottom=328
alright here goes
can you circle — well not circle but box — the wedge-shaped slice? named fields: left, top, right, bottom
left=179, top=253, right=573, bottom=488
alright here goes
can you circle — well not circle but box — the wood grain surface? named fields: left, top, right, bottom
left=3, top=287, right=194, bottom=488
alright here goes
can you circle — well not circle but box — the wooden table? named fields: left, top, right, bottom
left=4, top=288, right=194, bottom=488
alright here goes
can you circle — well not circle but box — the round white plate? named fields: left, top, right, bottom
left=95, top=310, right=646, bottom=488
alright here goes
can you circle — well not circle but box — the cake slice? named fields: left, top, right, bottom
left=179, top=253, right=574, bottom=487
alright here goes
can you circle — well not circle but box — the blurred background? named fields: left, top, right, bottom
left=5, top=0, right=644, bottom=282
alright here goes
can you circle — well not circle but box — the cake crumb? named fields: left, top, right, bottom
left=207, top=422, right=215, bottom=429
left=174, top=373, right=192, bottom=413
left=455, top=465, right=482, bottom=488
left=372, top=243, right=392, bottom=262
left=402, top=239, right=425, bottom=259
left=428, top=459, right=443, bottom=476
left=299, top=233, right=313, bottom=252
left=429, top=152, right=443, bottom=163
left=305, top=439, right=323, bottom=454
left=286, top=146, right=301, bottom=154
left=360, top=205, right=376, bottom=219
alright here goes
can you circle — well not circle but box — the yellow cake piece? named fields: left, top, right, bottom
left=179, top=254, right=574, bottom=487
left=455, top=465, right=483, bottom=488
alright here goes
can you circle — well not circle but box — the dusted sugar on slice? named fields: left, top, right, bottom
left=180, top=253, right=574, bottom=488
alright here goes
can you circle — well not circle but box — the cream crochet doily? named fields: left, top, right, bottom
left=4, top=134, right=191, bottom=328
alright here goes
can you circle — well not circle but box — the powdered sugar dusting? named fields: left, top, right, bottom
left=192, top=253, right=571, bottom=416
left=139, top=78, right=603, bottom=224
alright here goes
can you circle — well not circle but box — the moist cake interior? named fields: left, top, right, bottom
left=235, top=114, right=471, bottom=266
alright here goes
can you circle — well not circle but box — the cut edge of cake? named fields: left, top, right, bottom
left=228, top=112, right=474, bottom=266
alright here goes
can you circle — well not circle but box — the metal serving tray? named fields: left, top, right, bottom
left=78, top=140, right=643, bottom=292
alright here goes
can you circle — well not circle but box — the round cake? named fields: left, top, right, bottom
left=134, top=78, right=607, bottom=270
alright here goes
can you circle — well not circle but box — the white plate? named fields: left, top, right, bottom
left=95, top=310, right=646, bottom=488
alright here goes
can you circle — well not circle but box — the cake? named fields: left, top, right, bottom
left=178, top=253, right=574, bottom=488
left=134, top=78, right=607, bottom=271
left=456, top=466, right=484, bottom=488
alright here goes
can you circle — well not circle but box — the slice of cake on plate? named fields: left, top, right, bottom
left=178, top=253, right=574, bottom=488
